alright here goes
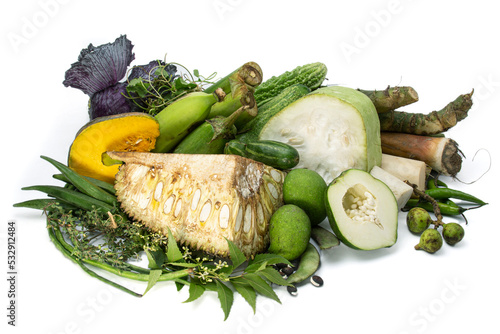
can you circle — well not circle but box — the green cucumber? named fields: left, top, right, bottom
left=238, top=84, right=311, bottom=142
left=254, top=62, right=327, bottom=107
left=225, top=139, right=300, bottom=170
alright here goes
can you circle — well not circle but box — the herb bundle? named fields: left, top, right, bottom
left=15, top=156, right=292, bottom=320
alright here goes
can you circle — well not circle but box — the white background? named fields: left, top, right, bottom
left=2, top=0, right=499, bottom=333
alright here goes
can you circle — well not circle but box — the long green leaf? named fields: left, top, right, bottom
left=53, top=173, right=116, bottom=195
left=13, top=198, right=77, bottom=211
left=21, top=185, right=114, bottom=213
left=240, top=273, right=281, bottom=304
left=226, top=238, right=246, bottom=269
left=215, top=280, right=234, bottom=321
left=41, top=156, right=117, bottom=206
left=231, top=278, right=257, bottom=313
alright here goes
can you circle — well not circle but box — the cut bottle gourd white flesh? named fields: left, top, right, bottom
left=258, top=86, right=381, bottom=184
left=325, top=169, right=398, bottom=250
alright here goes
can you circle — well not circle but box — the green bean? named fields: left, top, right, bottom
left=53, top=173, right=116, bottom=195
left=49, top=226, right=191, bottom=296
left=425, top=188, right=487, bottom=206
left=287, top=243, right=320, bottom=285
left=310, top=226, right=340, bottom=250
left=47, top=227, right=143, bottom=297
left=21, top=185, right=114, bottom=213
left=41, top=156, right=117, bottom=206
left=404, top=199, right=467, bottom=216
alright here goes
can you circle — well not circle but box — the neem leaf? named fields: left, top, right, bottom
left=245, top=253, right=291, bottom=273
left=239, top=273, right=281, bottom=304
left=215, top=280, right=234, bottom=321
left=184, top=283, right=206, bottom=303
left=145, top=249, right=166, bottom=269
left=257, top=267, right=291, bottom=286
left=230, top=278, right=257, bottom=313
left=226, top=238, right=246, bottom=269
left=143, top=269, right=162, bottom=296
left=166, top=228, right=183, bottom=263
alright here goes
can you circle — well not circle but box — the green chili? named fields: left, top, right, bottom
left=425, top=188, right=487, bottom=206
left=404, top=199, right=467, bottom=216
left=426, top=177, right=448, bottom=190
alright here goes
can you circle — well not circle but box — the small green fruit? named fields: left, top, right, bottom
left=442, top=223, right=465, bottom=245
left=406, top=207, right=432, bottom=234
left=283, top=168, right=327, bottom=225
left=268, top=204, right=311, bottom=260
left=415, top=228, right=443, bottom=253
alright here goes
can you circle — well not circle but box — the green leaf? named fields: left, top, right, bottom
left=126, top=78, right=150, bottom=98
left=143, top=269, right=162, bottom=296
left=193, top=69, right=200, bottom=78
left=175, top=281, right=186, bottom=291
left=257, top=267, right=291, bottom=286
left=184, top=283, right=206, bottom=303
left=230, top=278, right=256, bottom=313
left=245, top=253, right=291, bottom=273
left=226, top=238, right=246, bottom=269
left=215, top=280, right=234, bottom=321
left=240, top=273, right=281, bottom=304
left=166, top=228, right=183, bottom=263
left=145, top=249, right=166, bottom=269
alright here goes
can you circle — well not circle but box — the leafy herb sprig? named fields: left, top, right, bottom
left=125, top=60, right=217, bottom=116
left=15, top=156, right=292, bottom=320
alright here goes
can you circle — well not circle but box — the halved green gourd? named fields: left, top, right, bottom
left=325, top=169, right=398, bottom=250
left=258, top=86, right=382, bottom=184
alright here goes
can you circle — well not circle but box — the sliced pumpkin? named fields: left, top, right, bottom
left=68, top=112, right=160, bottom=183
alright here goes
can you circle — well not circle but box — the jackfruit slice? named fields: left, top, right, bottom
left=108, top=151, right=286, bottom=258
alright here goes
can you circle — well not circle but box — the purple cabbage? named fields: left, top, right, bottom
left=63, top=35, right=135, bottom=119
left=88, top=82, right=130, bottom=119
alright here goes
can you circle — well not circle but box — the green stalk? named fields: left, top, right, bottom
left=174, top=105, right=252, bottom=154
left=204, top=62, right=263, bottom=94
left=208, top=81, right=258, bottom=130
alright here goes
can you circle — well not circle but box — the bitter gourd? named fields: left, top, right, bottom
left=254, top=62, right=327, bottom=107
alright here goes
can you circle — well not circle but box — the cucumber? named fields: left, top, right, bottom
left=254, top=62, right=327, bottom=107
left=238, top=84, right=311, bottom=142
left=225, top=139, right=300, bottom=170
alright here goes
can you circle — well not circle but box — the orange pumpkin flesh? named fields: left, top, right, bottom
left=68, top=112, right=160, bottom=183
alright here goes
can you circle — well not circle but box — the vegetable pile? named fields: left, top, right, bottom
left=15, top=35, right=488, bottom=320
